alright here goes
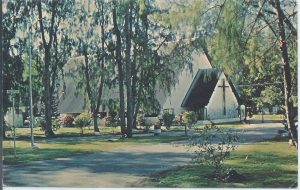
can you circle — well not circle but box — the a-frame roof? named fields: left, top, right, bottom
left=181, top=68, right=240, bottom=110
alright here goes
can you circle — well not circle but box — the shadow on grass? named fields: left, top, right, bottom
left=3, top=147, right=90, bottom=165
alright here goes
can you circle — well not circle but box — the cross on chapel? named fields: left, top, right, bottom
left=218, top=79, right=229, bottom=115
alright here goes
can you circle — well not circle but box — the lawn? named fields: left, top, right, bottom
left=145, top=138, right=297, bottom=188
left=3, top=134, right=189, bottom=165
left=251, top=114, right=285, bottom=121
left=5, top=125, right=122, bottom=139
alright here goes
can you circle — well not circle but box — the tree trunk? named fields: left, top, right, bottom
left=0, top=4, right=4, bottom=173
left=37, top=0, right=55, bottom=137
left=273, top=0, right=297, bottom=147
left=125, top=4, right=133, bottom=138
left=83, top=52, right=100, bottom=133
left=93, top=113, right=99, bottom=132
left=44, top=49, right=55, bottom=137
left=112, top=6, right=126, bottom=136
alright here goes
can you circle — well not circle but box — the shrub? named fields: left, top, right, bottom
left=52, top=118, right=62, bottom=131
left=35, top=117, right=46, bottom=130
left=104, top=115, right=119, bottom=128
left=188, top=123, right=239, bottom=178
left=74, top=113, right=92, bottom=135
left=162, top=113, right=174, bottom=129
left=63, top=114, right=74, bottom=127
left=183, top=111, right=197, bottom=127
left=137, top=114, right=145, bottom=126
left=36, top=117, right=61, bottom=132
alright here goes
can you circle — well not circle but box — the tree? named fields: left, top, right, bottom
left=36, top=0, right=74, bottom=136
left=272, top=0, right=297, bottom=147
left=111, top=0, right=195, bottom=137
left=0, top=4, right=4, bottom=182
left=112, top=2, right=126, bottom=136
left=36, top=0, right=56, bottom=136
left=65, top=0, right=113, bottom=133
left=160, top=0, right=297, bottom=146
left=2, top=1, right=29, bottom=137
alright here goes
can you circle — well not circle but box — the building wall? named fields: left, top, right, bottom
left=4, top=107, right=24, bottom=128
left=162, top=52, right=212, bottom=116
left=206, top=73, right=239, bottom=119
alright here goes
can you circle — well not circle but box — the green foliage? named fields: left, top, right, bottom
left=162, top=113, right=175, bottom=128
left=182, top=111, right=197, bottom=126
left=136, top=114, right=145, bottom=126
left=188, top=124, right=239, bottom=177
left=104, top=115, right=119, bottom=128
left=36, top=117, right=61, bottom=132
left=35, top=117, right=46, bottom=129
left=74, top=113, right=92, bottom=135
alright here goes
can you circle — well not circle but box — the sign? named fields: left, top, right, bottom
left=6, top=90, right=19, bottom=95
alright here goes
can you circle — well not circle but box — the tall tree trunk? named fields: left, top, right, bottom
left=38, top=0, right=55, bottom=137
left=112, top=6, right=126, bottom=136
left=83, top=52, right=100, bottom=133
left=44, top=49, right=55, bottom=136
left=125, top=3, right=133, bottom=138
left=273, top=0, right=297, bottom=147
left=92, top=113, right=99, bottom=132
left=0, top=2, right=4, bottom=183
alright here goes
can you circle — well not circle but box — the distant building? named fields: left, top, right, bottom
left=162, top=52, right=243, bottom=124
left=58, top=52, right=244, bottom=124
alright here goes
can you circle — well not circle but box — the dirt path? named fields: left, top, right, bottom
left=3, top=121, right=284, bottom=188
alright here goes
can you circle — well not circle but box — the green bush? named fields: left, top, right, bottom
left=36, top=117, right=61, bottom=132
left=74, top=113, right=92, bottom=135
left=35, top=117, right=46, bottom=130
left=183, top=111, right=197, bottom=127
left=137, top=114, right=145, bottom=126
left=162, top=113, right=175, bottom=129
left=104, top=115, right=119, bottom=128
left=188, top=124, right=239, bottom=178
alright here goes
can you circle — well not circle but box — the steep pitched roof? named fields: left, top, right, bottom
left=181, top=68, right=222, bottom=109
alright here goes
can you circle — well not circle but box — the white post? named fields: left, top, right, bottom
left=12, top=95, right=16, bottom=159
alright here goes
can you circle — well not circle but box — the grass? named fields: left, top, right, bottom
left=251, top=114, right=284, bottom=121
left=3, top=134, right=189, bottom=165
left=145, top=138, right=298, bottom=188
left=6, top=126, right=122, bottom=139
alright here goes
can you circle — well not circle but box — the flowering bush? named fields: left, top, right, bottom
left=63, top=114, right=74, bottom=127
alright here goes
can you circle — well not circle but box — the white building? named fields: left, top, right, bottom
left=162, top=52, right=243, bottom=123
left=58, top=52, right=244, bottom=124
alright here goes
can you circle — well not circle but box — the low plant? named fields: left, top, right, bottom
left=74, top=113, right=92, bottom=135
left=188, top=123, right=239, bottom=179
left=182, top=111, right=197, bottom=128
left=137, top=114, right=145, bottom=126
left=35, top=117, right=46, bottom=130
left=36, top=117, right=61, bottom=132
left=52, top=118, right=62, bottom=131
left=104, top=115, right=119, bottom=128
left=163, top=113, right=175, bottom=130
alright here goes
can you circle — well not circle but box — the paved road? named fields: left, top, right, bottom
left=3, top=121, right=284, bottom=188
